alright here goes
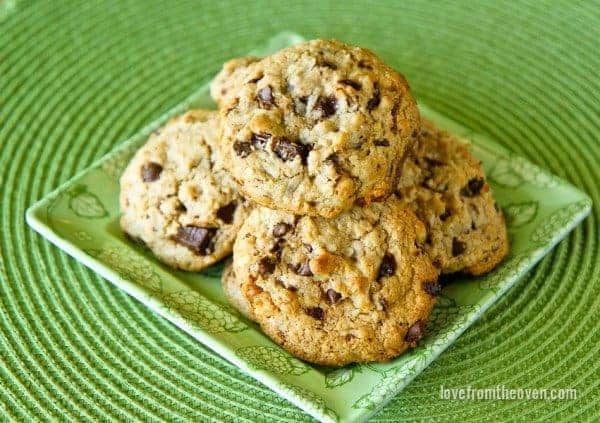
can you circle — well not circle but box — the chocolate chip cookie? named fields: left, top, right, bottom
left=228, top=197, right=439, bottom=366
left=396, top=119, right=508, bottom=275
left=120, top=110, right=249, bottom=271
left=219, top=39, right=421, bottom=218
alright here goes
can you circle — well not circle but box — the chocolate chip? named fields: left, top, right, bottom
left=471, top=220, right=477, bottom=230
left=452, top=238, right=467, bottom=256
left=172, top=226, right=216, bottom=255
left=305, top=307, right=324, bottom=320
left=423, top=281, right=442, bottom=296
left=439, top=209, right=451, bottom=221
left=316, top=95, right=337, bottom=118
left=272, top=222, right=290, bottom=237
left=345, top=334, right=356, bottom=341
left=367, top=83, right=381, bottom=111
left=142, top=162, right=162, bottom=182
left=216, top=201, right=237, bottom=224
left=296, top=262, right=313, bottom=277
left=378, top=253, right=396, bottom=279
left=326, top=289, right=342, bottom=304
left=374, top=138, right=390, bottom=147
left=286, top=285, right=298, bottom=292
left=233, top=141, right=252, bottom=158
left=273, top=138, right=298, bottom=161
left=256, top=85, right=275, bottom=109
left=358, top=59, right=373, bottom=69
left=273, top=138, right=311, bottom=163
left=176, top=202, right=187, bottom=213
left=390, top=101, right=400, bottom=132
left=460, top=177, right=485, bottom=197
left=424, top=157, right=444, bottom=166
left=303, top=243, right=313, bottom=253
left=251, top=132, right=271, bottom=149
left=405, top=320, right=426, bottom=342
left=339, top=79, right=361, bottom=90
left=258, top=257, right=276, bottom=276
left=316, top=56, right=337, bottom=69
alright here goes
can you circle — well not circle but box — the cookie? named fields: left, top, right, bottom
left=396, top=119, right=508, bottom=275
left=210, top=56, right=261, bottom=107
left=120, top=110, right=249, bottom=271
left=228, top=197, right=439, bottom=366
left=222, top=263, right=253, bottom=319
left=219, top=39, right=420, bottom=218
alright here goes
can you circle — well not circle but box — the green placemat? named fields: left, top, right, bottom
left=1, top=1, right=598, bottom=422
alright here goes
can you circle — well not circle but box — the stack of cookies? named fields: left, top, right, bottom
left=120, top=40, right=508, bottom=366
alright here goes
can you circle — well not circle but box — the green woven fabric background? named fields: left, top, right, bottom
left=1, top=1, right=598, bottom=421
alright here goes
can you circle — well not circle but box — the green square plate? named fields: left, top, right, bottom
left=26, top=32, right=592, bottom=423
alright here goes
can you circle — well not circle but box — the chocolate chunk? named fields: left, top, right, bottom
left=326, top=289, right=342, bottom=304
left=272, top=222, right=290, bottom=237
left=460, top=177, right=485, bottom=197
left=256, top=85, right=275, bottom=109
left=286, top=285, right=298, bottom=292
left=251, top=132, right=271, bottom=149
left=390, top=101, right=400, bottom=132
left=423, top=281, right=442, bottom=296
left=374, top=138, right=390, bottom=147
left=176, top=201, right=187, bottom=213
left=273, top=138, right=299, bottom=161
left=233, top=141, right=252, bottom=158
left=172, top=226, right=216, bottom=255
left=424, top=157, right=444, bottom=166
left=367, top=83, right=381, bottom=111
left=378, top=253, right=396, bottom=279
left=273, top=138, right=311, bottom=163
left=216, top=201, right=237, bottom=224
left=339, top=79, right=361, bottom=90
left=452, top=238, right=467, bottom=256
left=142, top=162, right=162, bottom=182
left=439, top=209, right=451, bottom=221
left=316, top=95, right=337, bottom=118
left=258, top=257, right=276, bottom=276
left=316, top=55, right=337, bottom=69
left=296, top=262, right=313, bottom=277
left=306, top=307, right=324, bottom=320
left=358, top=59, right=373, bottom=69
left=405, top=320, right=426, bottom=342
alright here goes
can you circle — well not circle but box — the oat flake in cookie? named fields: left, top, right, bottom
left=119, top=110, right=249, bottom=271
left=227, top=197, right=439, bottom=366
left=219, top=39, right=421, bottom=218
left=397, top=119, right=509, bottom=276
